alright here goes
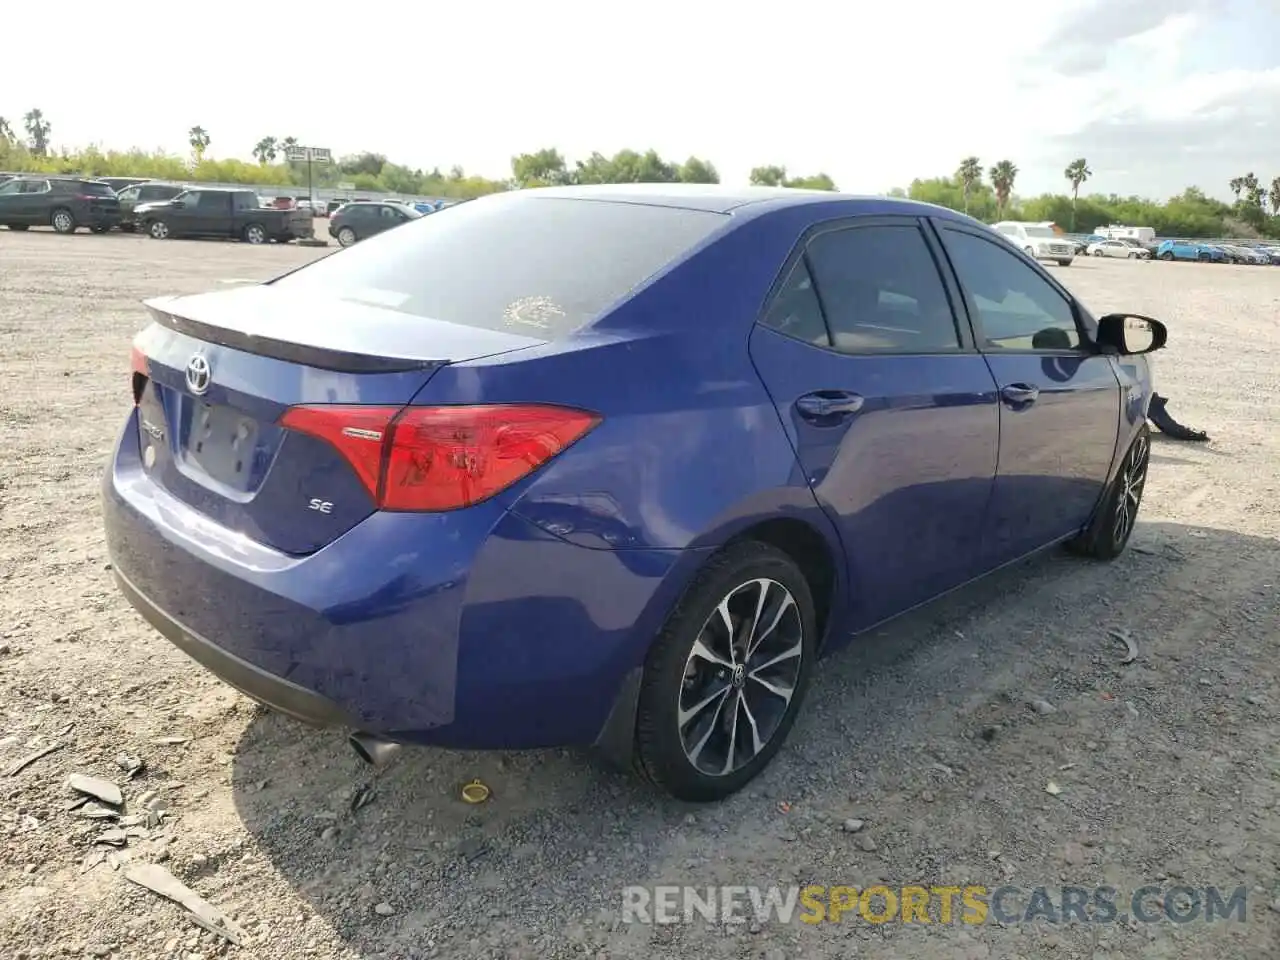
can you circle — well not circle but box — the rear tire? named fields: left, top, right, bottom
left=51, top=208, right=76, bottom=234
left=634, top=541, right=816, bottom=802
left=243, top=223, right=267, bottom=244
left=1066, top=425, right=1150, bottom=561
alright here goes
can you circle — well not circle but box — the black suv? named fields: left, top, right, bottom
left=114, top=182, right=187, bottom=231
left=328, top=200, right=421, bottom=246
left=0, top=177, right=121, bottom=233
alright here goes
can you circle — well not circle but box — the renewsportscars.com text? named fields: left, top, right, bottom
left=621, top=884, right=1248, bottom=926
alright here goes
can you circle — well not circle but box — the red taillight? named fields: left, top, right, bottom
left=279, top=404, right=601, bottom=512
left=130, top=345, right=149, bottom=404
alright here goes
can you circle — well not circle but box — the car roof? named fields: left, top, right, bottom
left=504, top=183, right=973, bottom=221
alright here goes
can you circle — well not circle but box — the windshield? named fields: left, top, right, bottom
left=271, top=194, right=727, bottom=337
left=1023, top=225, right=1057, bottom=238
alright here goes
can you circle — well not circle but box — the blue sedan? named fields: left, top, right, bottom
left=103, top=185, right=1165, bottom=801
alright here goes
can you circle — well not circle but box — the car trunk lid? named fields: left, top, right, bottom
left=130, top=285, right=545, bottom=555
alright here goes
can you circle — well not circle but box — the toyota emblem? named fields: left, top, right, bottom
left=185, top=353, right=212, bottom=395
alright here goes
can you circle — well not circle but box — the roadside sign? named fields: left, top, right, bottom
left=337, top=181, right=355, bottom=190
left=285, top=146, right=331, bottom=164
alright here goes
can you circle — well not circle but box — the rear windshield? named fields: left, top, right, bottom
left=272, top=194, right=727, bottom=337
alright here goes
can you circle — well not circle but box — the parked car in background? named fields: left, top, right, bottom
left=328, top=200, right=422, bottom=246
left=325, top=198, right=347, bottom=217
left=0, top=176, right=121, bottom=233
left=1218, top=244, right=1269, bottom=265
left=1156, top=239, right=1224, bottom=262
left=1086, top=239, right=1150, bottom=260
left=115, top=182, right=187, bottom=232
left=107, top=185, right=1166, bottom=801
left=1257, top=245, right=1280, bottom=264
left=135, top=187, right=313, bottom=244
left=98, top=177, right=153, bottom=193
left=990, top=221, right=1075, bottom=266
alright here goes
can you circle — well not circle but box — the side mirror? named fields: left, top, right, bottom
left=1096, top=313, right=1167, bottom=355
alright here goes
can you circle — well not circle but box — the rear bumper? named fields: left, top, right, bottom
left=113, top=565, right=356, bottom=728
left=102, top=410, right=695, bottom=749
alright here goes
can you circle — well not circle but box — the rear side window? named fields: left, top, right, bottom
left=73, top=181, right=116, bottom=197
left=232, top=191, right=256, bottom=211
left=272, top=195, right=727, bottom=337
left=760, top=260, right=829, bottom=346
left=805, top=225, right=961, bottom=353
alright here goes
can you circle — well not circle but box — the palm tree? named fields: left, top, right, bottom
left=1063, top=158, right=1092, bottom=230
left=280, top=136, right=300, bottom=161
left=23, top=109, right=51, bottom=156
left=989, top=160, right=1018, bottom=219
left=253, top=136, right=278, bottom=164
left=1269, top=177, right=1280, bottom=217
left=956, top=157, right=982, bottom=214
left=0, top=117, right=13, bottom=144
left=1242, top=172, right=1262, bottom=208
left=188, top=126, right=211, bottom=163
left=1229, top=176, right=1245, bottom=201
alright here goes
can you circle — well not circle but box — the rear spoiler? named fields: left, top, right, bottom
left=143, top=296, right=438, bottom=373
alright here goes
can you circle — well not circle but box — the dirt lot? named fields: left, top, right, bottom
left=1, top=229, right=1277, bottom=960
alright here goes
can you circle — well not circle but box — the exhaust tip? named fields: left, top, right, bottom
left=349, top=732, right=402, bottom=768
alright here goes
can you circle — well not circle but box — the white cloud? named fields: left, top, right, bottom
left=2, top=0, right=1276, bottom=201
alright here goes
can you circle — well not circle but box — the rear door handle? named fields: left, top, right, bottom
left=1000, top=383, right=1040, bottom=405
left=796, top=391, right=865, bottom=420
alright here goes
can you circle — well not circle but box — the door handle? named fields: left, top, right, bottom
left=796, top=391, right=865, bottom=420
left=1000, top=383, right=1040, bottom=405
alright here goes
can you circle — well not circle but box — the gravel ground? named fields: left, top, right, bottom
left=1, top=229, right=1278, bottom=960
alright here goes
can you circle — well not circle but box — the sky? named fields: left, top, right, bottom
left=4, top=0, right=1279, bottom=202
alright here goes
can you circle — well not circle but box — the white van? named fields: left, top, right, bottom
left=990, top=221, right=1075, bottom=266
left=1098, top=224, right=1156, bottom=245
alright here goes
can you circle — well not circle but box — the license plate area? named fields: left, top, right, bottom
left=181, top=400, right=262, bottom=491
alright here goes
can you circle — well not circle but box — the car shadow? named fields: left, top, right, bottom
left=229, top=519, right=1279, bottom=955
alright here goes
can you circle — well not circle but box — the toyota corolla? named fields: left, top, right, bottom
left=104, top=185, right=1165, bottom=801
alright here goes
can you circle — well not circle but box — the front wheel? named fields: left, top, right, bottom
left=243, top=223, right=267, bottom=244
left=1056, top=259, right=1071, bottom=267
left=336, top=226, right=357, bottom=247
left=147, top=220, right=170, bottom=240
left=51, top=208, right=76, bottom=234
left=634, top=541, right=816, bottom=802
left=1066, top=425, right=1150, bottom=561
left=1159, top=251, right=1174, bottom=261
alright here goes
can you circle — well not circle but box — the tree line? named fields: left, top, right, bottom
left=3, top=108, right=1279, bottom=239
left=898, top=156, right=1280, bottom=240
left=0, top=111, right=837, bottom=199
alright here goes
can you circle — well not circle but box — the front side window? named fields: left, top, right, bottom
left=804, top=224, right=960, bottom=353
left=942, top=228, right=1082, bottom=351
